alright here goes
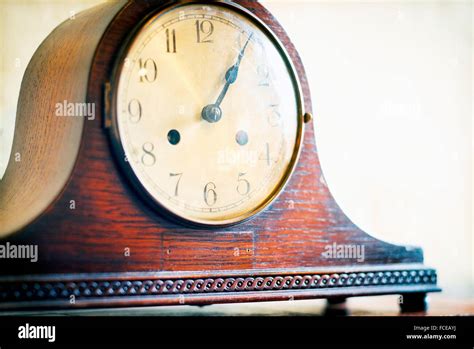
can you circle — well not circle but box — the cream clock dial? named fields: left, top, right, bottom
left=111, top=2, right=303, bottom=226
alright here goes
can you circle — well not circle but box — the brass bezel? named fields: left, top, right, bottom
left=106, top=0, right=305, bottom=228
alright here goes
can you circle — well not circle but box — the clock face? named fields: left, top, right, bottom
left=111, top=2, right=303, bottom=226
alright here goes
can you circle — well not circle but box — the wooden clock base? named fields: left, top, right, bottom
left=0, top=0, right=439, bottom=311
left=0, top=266, right=438, bottom=311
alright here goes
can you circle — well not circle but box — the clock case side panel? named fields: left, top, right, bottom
left=0, top=1, right=432, bottom=278
left=0, top=1, right=125, bottom=238
left=0, top=1, right=129, bottom=267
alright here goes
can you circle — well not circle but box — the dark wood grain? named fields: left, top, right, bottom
left=0, top=0, right=438, bottom=309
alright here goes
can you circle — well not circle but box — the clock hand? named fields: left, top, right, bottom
left=201, top=33, right=253, bottom=123
left=215, top=33, right=253, bottom=107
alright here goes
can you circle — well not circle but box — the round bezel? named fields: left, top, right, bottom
left=106, top=0, right=305, bottom=228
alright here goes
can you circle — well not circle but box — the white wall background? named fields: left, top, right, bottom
left=0, top=0, right=472, bottom=298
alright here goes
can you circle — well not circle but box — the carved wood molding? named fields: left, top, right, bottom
left=0, top=268, right=437, bottom=303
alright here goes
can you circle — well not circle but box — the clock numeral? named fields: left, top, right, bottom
left=138, top=58, right=157, bottom=83
left=166, top=28, right=177, bottom=53
left=257, top=64, right=270, bottom=86
left=195, top=20, right=214, bottom=43
left=268, top=104, right=281, bottom=127
left=128, top=99, right=142, bottom=123
left=237, top=172, right=250, bottom=196
left=141, top=142, right=156, bottom=166
left=170, top=173, right=183, bottom=197
left=204, top=182, right=217, bottom=206
left=259, top=142, right=275, bottom=166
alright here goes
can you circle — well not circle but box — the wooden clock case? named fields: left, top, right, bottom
left=0, top=0, right=439, bottom=311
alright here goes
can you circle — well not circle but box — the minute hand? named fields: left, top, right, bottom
left=214, top=33, right=253, bottom=107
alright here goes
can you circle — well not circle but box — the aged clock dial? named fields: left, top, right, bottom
left=111, top=2, right=303, bottom=226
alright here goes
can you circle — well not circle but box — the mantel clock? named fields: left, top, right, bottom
left=0, top=0, right=439, bottom=311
